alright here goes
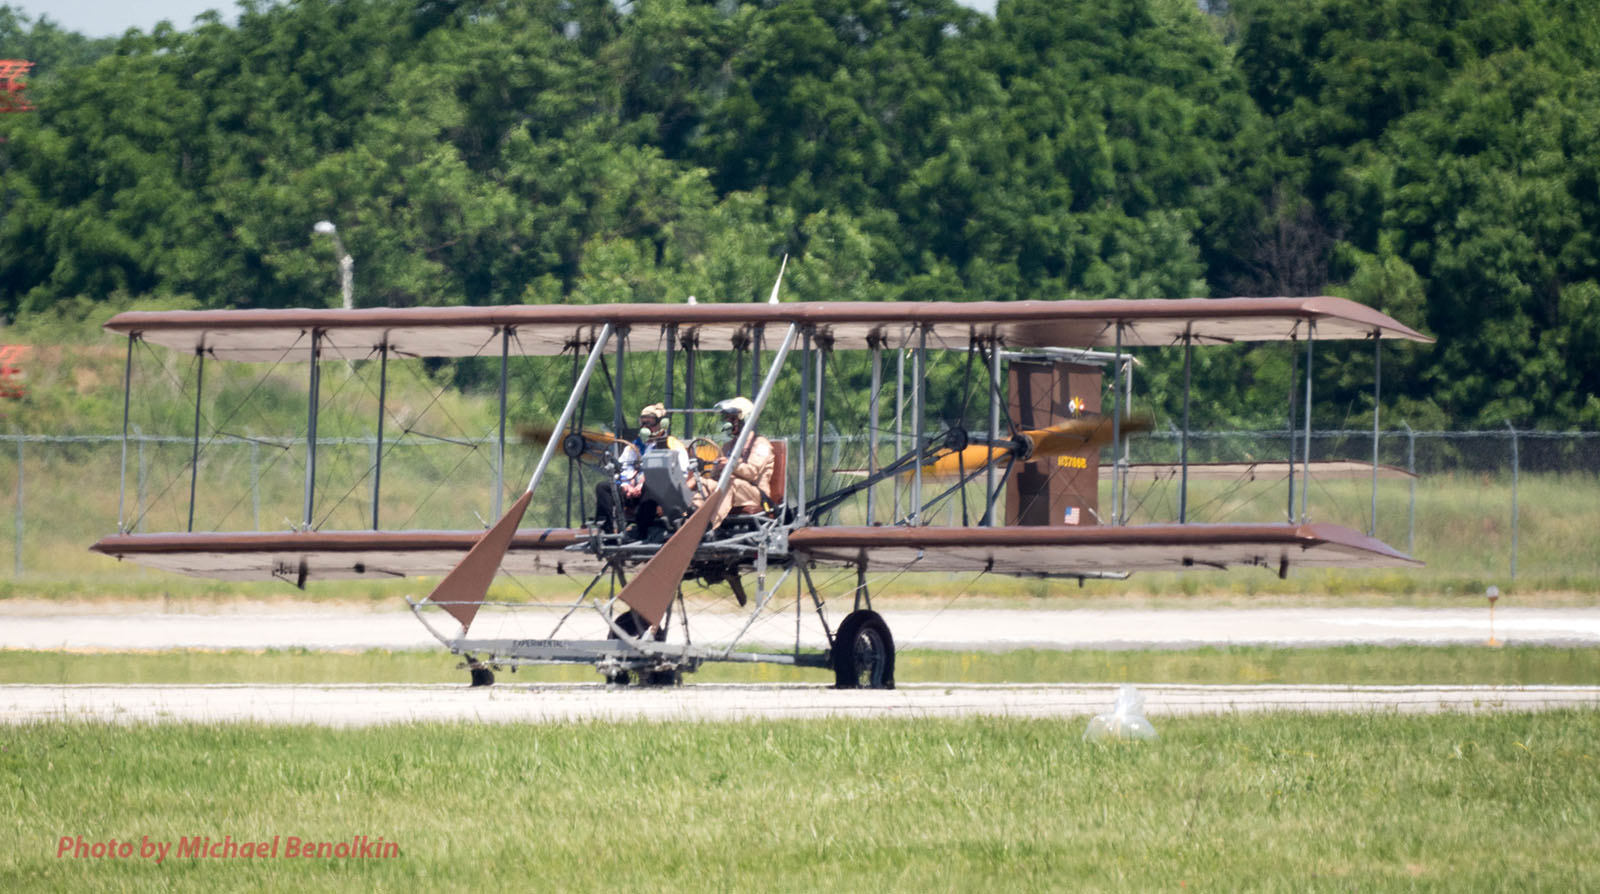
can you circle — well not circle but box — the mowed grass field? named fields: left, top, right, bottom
left=4, top=644, right=1599, bottom=686
left=4, top=712, right=1599, bottom=890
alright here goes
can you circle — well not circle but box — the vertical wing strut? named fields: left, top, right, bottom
left=427, top=323, right=615, bottom=633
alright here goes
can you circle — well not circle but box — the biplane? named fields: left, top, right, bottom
left=90, top=293, right=1429, bottom=688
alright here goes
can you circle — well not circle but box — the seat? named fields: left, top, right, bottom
left=766, top=439, right=787, bottom=511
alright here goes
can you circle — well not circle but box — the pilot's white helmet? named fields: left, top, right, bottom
left=714, top=396, right=755, bottom=422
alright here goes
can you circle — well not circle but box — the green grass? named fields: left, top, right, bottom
left=4, top=645, right=1597, bottom=686
left=4, top=713, right=1599, bottom=890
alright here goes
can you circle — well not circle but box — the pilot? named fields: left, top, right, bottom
left=594, top=402, right=690, bottom=536
left=693, top=396, right=775, bottom=530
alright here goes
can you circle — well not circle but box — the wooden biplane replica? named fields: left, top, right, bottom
left=91, top=292, right=1428, bottom=688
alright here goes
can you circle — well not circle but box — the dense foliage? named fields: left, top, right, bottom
left=1, top=0, right=1597, bottom=428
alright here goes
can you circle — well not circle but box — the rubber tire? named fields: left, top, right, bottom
left=469, top=666, right=496, bottom=688
left=832, top=610, right=895, bottom=690
left=644, top=668, right=683, bottom=687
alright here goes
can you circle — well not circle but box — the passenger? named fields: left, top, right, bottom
left=593, top=403, right=689, bottom=537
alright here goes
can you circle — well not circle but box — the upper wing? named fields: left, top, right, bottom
left=787, top=523, right=1422, bottom=576
left=104, top=296, right=1431, bottom=362
left=88, top=528, right=601, bottom=583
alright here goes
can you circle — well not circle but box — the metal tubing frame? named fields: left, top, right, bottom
left=303, top=331, right=321, bottom=529
left=1120, top=354, right=1133, bottom=524
left=1179, top=325, right=1192, bottom=524
left=894, top=344, right=905, bottom=520
left=373, top=343, right=388, bottom=530
left=867, top=338, right=881, bottom=525
left=911, top=326, right=926, bottom=525
left=665, top=323, right=677, bottom=425
left=985, top=335, right=1001, bottom=526
left=611, top=327, right=627, bottom=453
left=565, top=345, right=581, bottom=527
left=812, top=336, right=826, bottom=512
left=798, top=329, right=812, bottom=521
left=188, top=349, right=205, bottom=533
left=118, top=336, right=134, bottom=532
left=751, top=323, right=764, bottom=399
left=1301, top=321, right=1315, bottom=522
left=495, top=326, right=510, bottom=518
left=682, top=330, right=697, bottom=441
left=1110, top=323, right=1121, bottom=526
left=1286, top=331, right=1298, bottom=523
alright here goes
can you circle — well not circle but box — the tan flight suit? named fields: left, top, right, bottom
left=694, top=434, right=775, bottom=529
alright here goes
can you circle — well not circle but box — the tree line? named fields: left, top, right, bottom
left=1, top=0, right=1597, bottom=431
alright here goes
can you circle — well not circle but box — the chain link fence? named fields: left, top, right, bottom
left=2, top=428, right=1596, bottom=586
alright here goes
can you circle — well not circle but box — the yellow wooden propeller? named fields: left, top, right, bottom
left=916, top=413, right=1154, bottom=478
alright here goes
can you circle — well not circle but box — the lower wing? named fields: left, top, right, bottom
left=88, top=528, right=601, bottom=584
left=91, top=521, right=1418, bottom=585
left=787, top=523, right=1422, bottom=576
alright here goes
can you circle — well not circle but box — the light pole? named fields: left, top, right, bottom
left=313, top=220, right=354, bottom=310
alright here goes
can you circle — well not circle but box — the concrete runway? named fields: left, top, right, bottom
left=5, top=682, right=1598, bottom=726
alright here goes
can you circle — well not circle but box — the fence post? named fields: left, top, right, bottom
left=1508, top=421, right=1519, bottom=582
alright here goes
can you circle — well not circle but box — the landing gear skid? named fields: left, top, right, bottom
left=832, top=609, right=895, bottom=689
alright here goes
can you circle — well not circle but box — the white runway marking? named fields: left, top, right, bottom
left=3, top=683, right=1597, bottom=726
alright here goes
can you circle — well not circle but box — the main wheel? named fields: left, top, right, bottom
left=832, top=610, right=895, bottom=689
left=644, top=668, right=683, bottom=687
left=468, top=664, right=496, bottom=687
